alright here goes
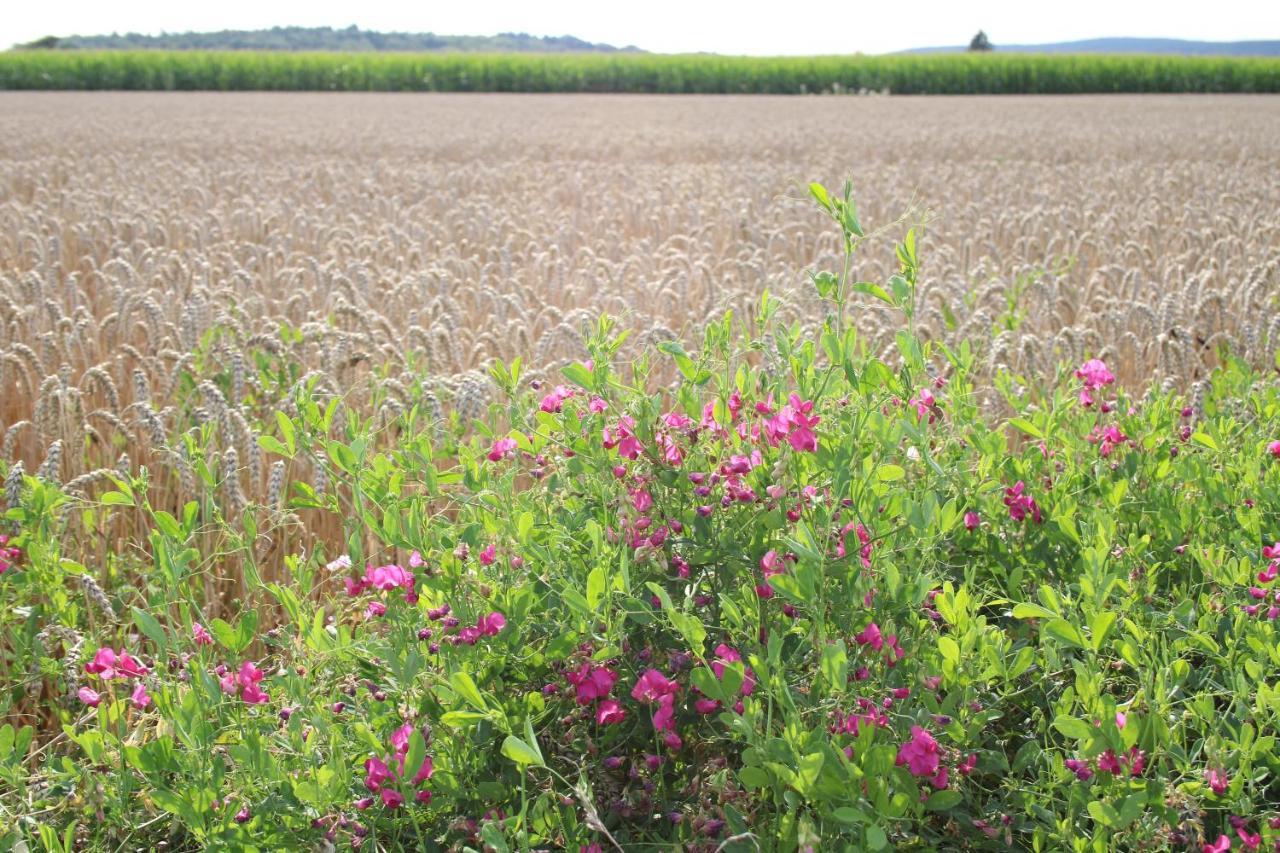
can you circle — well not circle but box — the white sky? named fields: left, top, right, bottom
left=3, top=0, right=1278, bottom=55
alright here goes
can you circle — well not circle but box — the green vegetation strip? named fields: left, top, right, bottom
left=1, top=50, right=1278, bottom=93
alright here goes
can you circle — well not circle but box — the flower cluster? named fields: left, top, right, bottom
left=80, top=647, right=152, bottom=709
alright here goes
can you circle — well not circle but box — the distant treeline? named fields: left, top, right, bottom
left=1, top=50, right=1277, bottom=94
left=15, top=26, right=641, bottom=53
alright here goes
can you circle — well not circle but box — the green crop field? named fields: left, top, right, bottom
left=1, top=49, right=1278, bottom=93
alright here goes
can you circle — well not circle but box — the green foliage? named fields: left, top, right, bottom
left=1, top=186, right=1279, bottom=851
left=0, top=49, right=1278, bottom=93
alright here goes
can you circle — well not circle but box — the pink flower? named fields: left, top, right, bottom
left=854, top=622, right=884, bottom=652
left=478, top=611, right=506, bottom=636
left=1115, top=711, right=1127, bottom=729
left=963, top=511, right=980, bottom=531
left=588, top=396, right=608, bottom=414
left=1003, top=481, right=1043, bottom=524
left=652, top=693, right=677, bottom=732
left=487, top=437, right=519, bottom=462
left=1064, top=758, right=1094, bottom=781
left=1097, top=750, right=1122, bottom=774
left=602, top=415, right=642, bottom=460
left=540, top=386, right=574, bottom=413
left=1075, top=359, right=1116, bottom=391
left=365, top=563, right=414, bottom=592
left=479, top=544, right=497, bottom=566
left=84, top=648, right=118, bottom=679
left=1258, top=562, right=1278, bottom=584
left=130, top=682, right=151, bottom=709
left=78, top=687, right=101, bottom=707
left=567, top=664, right=618, bottom=705
left=596, top=699, right=626, bottom=725
left=1203, top=835, right=1231, bottom=853
left=631, top=669, right=678, bottom=702
left=380, top=788, right=405, bottom=809
left=896, top=726, right=940, bottom=778
left=192, top=622, right=213, bottom=646
left=1263, top=542, right=1280, bottom=560
left=364, top=756, right=392, bottom=792
left=1206, top=767, right=1229, bottom=794
left=1269, top=440, right=1280, bottom=458
left=1237, top=824, right=1261, bottom=851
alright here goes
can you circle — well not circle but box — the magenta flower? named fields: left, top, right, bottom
left=566, top=664, right=618, bottom=705
left=854, top=622, right=884, bottom=651
left=85, top=648, right=149, bottom=680
left=365, top=563, right=414, bottom=592
left=631, top=669, right=678, bottom=702
left=1203, top=835, right=1231, bottom=853
left=1259, top=562, right=1278, bottom=584
left=963, top=511, right=980, bottom=531
left=364, top=756, right=392, bottom=792
left=588, top=396, right=608, bottom=413
left=1263, top=542, right=1280, bottom=560
left=652, top=693, right=677, bottom=732
left=1003, top=481, right=1043, bottom=524
left=1237, top=824, right=1261, bottom=851
left=487, top=437, right=519, bottom=462
left=1269, top=440, right=1280, bottom=458
left=539, top=385, right=574, bottom=413
left=192, top=622, right=213, bottom=647
left=1097, top=750, right=1122, bottom=774
left=1064, top=758, right=1094, bottom=781
left=380, top=788, right=405, bottom=809
left=1115, top=711, right=1127, bottom=729
left=479, top=544, right=497, bottom=566
left=595, top=699, right=626, bottom=725
left=602, top=415, right=642, bottom=459
left=1205, top=767, right=1229, bottom=794
left=130, top=682, right=151, bottom=709
left=1075, top=359, right=1115, bottom=407
left=78, top=687, right=101, bottom=707
left=896, top=726, right=940, bottom=778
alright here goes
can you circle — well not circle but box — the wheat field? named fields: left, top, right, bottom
left=0, top=92, right=1277, bottom=544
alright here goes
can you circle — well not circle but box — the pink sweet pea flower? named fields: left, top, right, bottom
left=1203, top=836, right=1231, bottom=853
left=1259, top=562, right=1279, bottom=584
left=85, top=648, right=118, bottom=679
left=479, top=544, right=497, bottom=566
left=192, top=622, right=214, bottom=646
left=1269, top=440, right=1280, bottom=458
left=596, top=699, right=626, bottom=725
left=1205, top=767, right=1229, bottom=794
left=365, top=563, right=414, bottom=592
left=1263, top=542, right=1280, bottom=560
left=1237, top=825, right=1261, bottom=851
left=588, top=396, right=608, bottom=414
left=1003, top=481, right=1043, bottom=524
left=1064, top=758, right=1094, bottom=781
left=364, top=756, right=392, bottom=792
left=1075, top=359, right=1115, bottom=390
left=652, top=693, right=677, bottom=732
left=478, top=612, right=506, bottom=636
left=380, top=788, right=405, bottom=809
left=566, top=664, right=618, bottom=704
left=631, top=669, right=678, bottom=702
left=130, top=682, right=152, bottom=709
left=78, top=687, right=101, bottom=707
left=854, top=622, right=884, bottom=652
left=486, top=437, right=519, bottom=462
left=896, top=726, right=940, bottom=778
left=963, top=511, right=980, bottom=531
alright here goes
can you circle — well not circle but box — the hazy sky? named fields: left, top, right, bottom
left=4, top=0, right=1278, bottom=54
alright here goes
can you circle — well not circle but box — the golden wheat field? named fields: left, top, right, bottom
left=1, top=92, right=1278, bottom=573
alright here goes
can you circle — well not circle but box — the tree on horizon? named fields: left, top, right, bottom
left=969, top=30, right=994, bottom=51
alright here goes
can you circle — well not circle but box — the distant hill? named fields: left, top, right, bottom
left=903, top=37, right=1280, bottom=57
left=14, top=25, right=644, bottom=53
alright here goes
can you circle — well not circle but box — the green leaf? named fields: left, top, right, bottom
left=501, top=735, right=544, bottom=768
left=586, top=564, right=606, bottom=611
left=876, top=464, right=906, bottom=482
left=1008, top=418, right=1043, bottom=439
left=925, top=789, right=963, bottom=811
left=1011, top=602, right=1057, bottom=620
left=1043, top=619, right=1088, bottom=650
left=809, top=182, right=831, bottom=211
left=1052, top=715, right=1094, bottom=741
left=449, top=672, right=487, bottom=711
left=820, top=640, right=848, bottom=690
left=938, top=636, right=960, bottom=667
left=865, top=825, right=889, bottom=850
left=131, top=607, right=168, bottom=650
left=1087, top=800, right=1120, bottom=828
left=1191, top=432, right=1218, bottom=451
left=99, top=490, right=135, bottom=507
